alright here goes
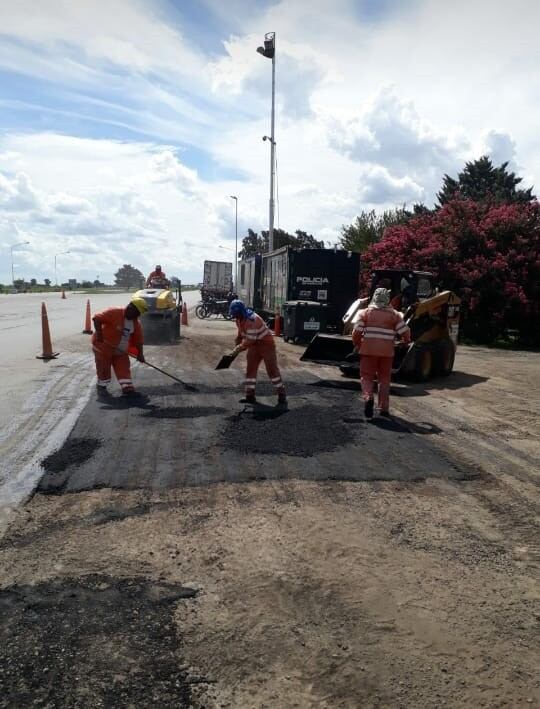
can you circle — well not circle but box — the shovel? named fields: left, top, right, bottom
left=100, top=339, right=198, bottom=391
left=215, top=350, right=240, bottom=370
left=132, top=355, right=199, bottom=391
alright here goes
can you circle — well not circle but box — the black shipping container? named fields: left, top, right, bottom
left=261, top=247, right=360, bottom=330
left=282, top=301, right=329, bottom=342
left=237, top=255, right=262, bottom=310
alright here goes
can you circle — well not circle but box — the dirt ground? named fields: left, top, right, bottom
left=0, top=312, right=538, bottom=708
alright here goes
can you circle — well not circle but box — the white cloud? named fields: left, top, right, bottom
left=357, top=166, right=424, bottom=204
left=0, top=172, right=40, bottom=211
left=0, top=0, right=205, bottom=78
left=148, top=151, right=203, bottom=199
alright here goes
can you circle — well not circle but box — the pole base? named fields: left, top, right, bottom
left=36, top=352, right=60, bottom=360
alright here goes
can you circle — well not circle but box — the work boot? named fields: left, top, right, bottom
left=364, top=397, right=374, bottom=419
left=96, top=384, right=109, bottom=398
left=277, top=392, right=288, bottom=406
left=379, top=410, right=391, bottom=418
left=240, top=394, right=257, bottom=404
left=122, top=389, right=140, bottom=398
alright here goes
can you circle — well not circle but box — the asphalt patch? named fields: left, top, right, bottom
left=41, top=437, right=100, bottom=474
left=309, top=379, right=361, bottom=392
left=142, top=405, right=226, bottom=419
left=0, top=575, right=198, bottom=708
left=223, top=404, right=356, bottom=456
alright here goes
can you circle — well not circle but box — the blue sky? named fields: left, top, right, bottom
left=0, top=0, right=538, bottom=284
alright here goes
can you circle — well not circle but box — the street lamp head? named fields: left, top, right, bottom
left=230, top=195, right=237, bottom=200
left=256, top=33, right=275, bottom=59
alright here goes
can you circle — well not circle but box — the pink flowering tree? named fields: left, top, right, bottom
left=363, top=199, right=540, bottom=345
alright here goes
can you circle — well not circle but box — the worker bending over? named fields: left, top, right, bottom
left=352, top=288, right=411, bottom=419
left=228, top=299, right=287, bottom=405
left=92, top=298, right=147, bottom=397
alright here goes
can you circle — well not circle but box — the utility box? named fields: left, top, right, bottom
left=282, top=300, right=329, bottom=343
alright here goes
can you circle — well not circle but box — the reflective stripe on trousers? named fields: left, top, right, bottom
left=360, top=355, right=393, bottom=411
left=245, top=341, right=285, bottom=395
left=93, top=342, right=134, bottom=392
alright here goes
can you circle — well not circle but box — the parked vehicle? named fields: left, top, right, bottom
left=237, top=247, right=360, bottom=331
left=302, top=269, right=461, bottom=380
left=195, top=298, right=232, bottom=320
left=237, top=255, right=262, bottom=311
left=202, top=260, right=233, bottom=301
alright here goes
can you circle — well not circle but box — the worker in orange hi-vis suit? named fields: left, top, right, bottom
left=146, top=264, right=168, bottom=287
left=228, top=299, right=287, bottom=406
left=352, top=288, right=411, bottom=420
left=92, top=298, right=148, bottom=398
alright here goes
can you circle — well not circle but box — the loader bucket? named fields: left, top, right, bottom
left=301, top=333, right=354, bottom=365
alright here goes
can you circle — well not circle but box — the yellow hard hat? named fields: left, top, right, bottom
left=131, top=296, right=148, bottom=315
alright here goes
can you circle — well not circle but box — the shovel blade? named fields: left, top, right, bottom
left=215, top=354, right=234, bottom=370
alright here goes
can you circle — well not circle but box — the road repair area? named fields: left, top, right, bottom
left=0, top=294, right=538, bottom=708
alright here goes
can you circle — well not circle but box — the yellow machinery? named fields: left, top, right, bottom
left=301, top=269, right=461, bottom=380
left=133, top=283, right=182, bottom=345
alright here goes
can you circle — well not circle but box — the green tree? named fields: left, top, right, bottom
left=30, top=278, right=37, bottom=287
left=238, top=228, right=266, bottom=259
left=44, top=278, right=51, bottom=287
left=239, top=228, right=324, bottom=258
left=437, top=156, right=535, bottom=206
left=114, top=264, right=145, bottom=289
left=339, top=207, right=412, bottom=253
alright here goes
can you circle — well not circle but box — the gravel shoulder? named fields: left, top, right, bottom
left=0, top=314, right=538, bottom=708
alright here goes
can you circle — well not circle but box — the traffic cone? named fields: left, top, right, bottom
left=82, top=299, right=92, bottom=334
left=181, top=302, right=188, bottom=326
left=61, top=289, right=66, bottom=299
left=274, top=313, right=282, bottom=337
left=37, top=302, right=59, bottom=360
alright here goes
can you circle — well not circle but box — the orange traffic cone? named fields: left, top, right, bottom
left=37, top=302, right=59, bottom=360
left=61, top=289, right=66, bottom=299
left=82, top=299, right=92, bottom=334
left=181, top=302, right=188, bottom=326
left=274, top=313, right=282, bottom=337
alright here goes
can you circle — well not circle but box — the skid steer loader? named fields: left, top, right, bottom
left=301, top=269, right=461, bottom=381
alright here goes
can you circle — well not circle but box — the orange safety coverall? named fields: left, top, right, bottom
left=352, top=306, right=411, bottom=412
left=92, top=307, right=143, bottom=393
left=236, top=313, right=285, bottom=396
left=146, top=270, right=167, bottom=286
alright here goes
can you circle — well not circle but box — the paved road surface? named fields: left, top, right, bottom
left=0, top=289, right=200, bottom=529
left=0, top=307, right=538, bottom=707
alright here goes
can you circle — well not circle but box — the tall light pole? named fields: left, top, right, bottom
left=10, top=240, right=30, bottom=286
left=230, top=195, right=238, bottom=290
left=257, top=31, right=276, bottom=253
left=54, top=251, right=70, bottom=286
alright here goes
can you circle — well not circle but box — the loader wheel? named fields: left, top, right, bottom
left=434, top=340, right=455, bottom=376
left=414, top=348, right=432, bottom=381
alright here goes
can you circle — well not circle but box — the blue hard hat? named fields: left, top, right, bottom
left=229, top=299, right=247, bottom=318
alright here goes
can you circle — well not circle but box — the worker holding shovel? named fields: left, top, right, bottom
left=225, top=300, right=287, bottom=406
left=92, top=298, right=148, bottom=398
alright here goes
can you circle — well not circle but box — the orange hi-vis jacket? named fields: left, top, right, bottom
left=92, top=307, right=143, bottom=356
left=146, top=270, right=167, bottom=285
left=237, top=312, right=274, bottom=349
left=352, top=306, right=411, bottom=357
